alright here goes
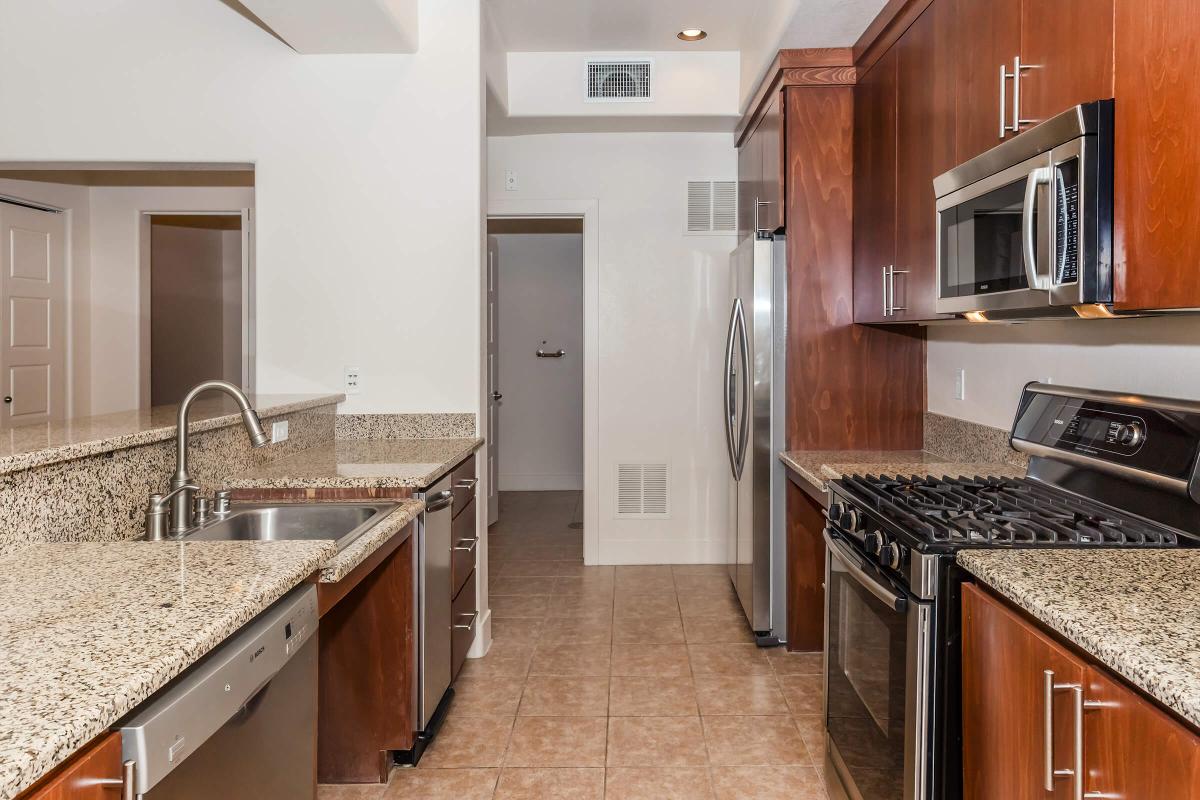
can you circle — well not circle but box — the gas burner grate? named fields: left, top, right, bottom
left=839, top=474, right=1178, bottom=548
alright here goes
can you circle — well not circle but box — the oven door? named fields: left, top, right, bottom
left=936, top=150, right=1053, bottom=315
left=823, top=530, right=933, bottom=800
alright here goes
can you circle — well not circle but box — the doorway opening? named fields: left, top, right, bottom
left=485, top=216, right=585, bottom=558
left=143, top=213, right=248, bottom=406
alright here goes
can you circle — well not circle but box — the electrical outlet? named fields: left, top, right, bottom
left=345, top=366, right=361, bottom=395
left=271, top=420, right=289, bottom=443
left=954, top=369, right=966, bottom=401
left=504, top=169, right=518, bottom=192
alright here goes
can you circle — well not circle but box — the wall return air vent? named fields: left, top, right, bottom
left=585, top=59, right=653, bottom=102
left=687, top=179, right=738, bottom=234
left=615, top=463, right=670, bottom=519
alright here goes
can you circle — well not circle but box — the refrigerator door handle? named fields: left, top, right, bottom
left=723, top=299, right=741, bottom=479
left=734, top=298, right=751, bottom=479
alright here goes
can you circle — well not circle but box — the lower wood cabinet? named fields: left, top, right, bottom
left=18, top=732, right=126, bottom=800
left=963, top=583, right=1200, bottom=799
left=451, top=566, right=477, bottom=682
left=317, top=526, right=416, bottom=784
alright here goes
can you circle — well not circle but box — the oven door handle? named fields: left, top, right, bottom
left=823, top=528, right=908, bottom=612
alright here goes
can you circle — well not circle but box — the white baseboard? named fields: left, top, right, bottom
left=498, top=472, right=584, bottom=492
left=596, top=537, right=729, bottom=565
left=467, top=607, right=492, bottom=659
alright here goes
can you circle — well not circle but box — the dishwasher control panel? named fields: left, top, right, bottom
left=119, top=585, right=318, bottom=795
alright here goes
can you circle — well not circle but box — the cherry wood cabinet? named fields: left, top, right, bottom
left=952, top=0, right=1020, bottom=162
left=1018, top=0, right=1113, bottom=129
left=963, top=583, right=1200, bottom=799
left=17, top=733, right=126, bottom=800
left=851, top=48, right=896, bottom=324
left=893, top=0, right=955, bottom=322
left=1113, top=0, right=1200, bottom=310
left=738, top=91, right=786, bottom=241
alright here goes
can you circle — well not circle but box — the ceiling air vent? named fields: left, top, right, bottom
left=586, top=59, right=653, bottom=102
left=687, top=179, right=738, bottom=235
left=615, top=463, right=670, bottom=519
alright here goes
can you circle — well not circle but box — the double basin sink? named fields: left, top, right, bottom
left=179, top=502, right=398, bottom=552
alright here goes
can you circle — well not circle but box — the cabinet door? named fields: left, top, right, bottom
left=21, top=732, right=124, bottom=799
left=954, top=0, right=1021, bottom=162
left=737, top=122, right=763, bottom=241
left=1083, top=666, right=1200, bottom=799
left=894, top=0, right=955, bottom=322
left=759, top=92, right=785, bottom=233
left=1113, top=0, right=1200, bottom=310
left=851, top=47, right=897, bottom=324
left=962, top=584, right=1085, bottom=800
left=1017, top=0, right=1113, bottom=128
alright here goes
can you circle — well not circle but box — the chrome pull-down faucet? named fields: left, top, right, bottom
left=164, top=380, right=270, bottom=536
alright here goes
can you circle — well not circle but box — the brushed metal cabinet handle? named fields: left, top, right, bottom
left=94, top=760, right=135, bottom=800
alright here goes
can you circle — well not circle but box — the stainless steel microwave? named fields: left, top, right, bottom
left=934, top=100, right=1113, bottom=318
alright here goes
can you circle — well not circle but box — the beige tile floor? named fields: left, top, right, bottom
left=319, top=490, right=829, bottom=800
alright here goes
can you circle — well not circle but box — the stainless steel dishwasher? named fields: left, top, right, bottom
left=414, top=474, right=455, bottom=746
left=119, top=585, right=319, bottom=799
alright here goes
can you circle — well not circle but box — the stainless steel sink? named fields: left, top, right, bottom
left=183, top=502, right=397, bottom=552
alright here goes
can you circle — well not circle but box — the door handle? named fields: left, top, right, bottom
left=723, top=299, right=740, bottom=479
left=94, top=760, right=136, bottom=800
left=890, top=268, right=908, bottom=314
left=491, top=391, right=503, bottom=401
left=1022, top=166, right=1052, bottom=290
left=733, top=300, right=750, bottom=479
left=425, top=490, right=454, bottom=512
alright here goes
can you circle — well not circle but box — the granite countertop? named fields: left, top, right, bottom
left=0, top=539, right=337, bottom=800
left=959, top=549, right=1200, bottom=730
left=780, top=449, right=1026, bottom=498
left=317, top=498, right=424, bottom=582
left=226, top=437, right=484, bottom=490
left=0, top=393, right=343, bottom=477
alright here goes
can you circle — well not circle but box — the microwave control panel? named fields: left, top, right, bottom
left=1055, top=158, right=1080, bottom=285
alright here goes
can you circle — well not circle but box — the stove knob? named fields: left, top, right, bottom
left=880, top=542, right=902, bottom=569
left=828, top=502, right=847, bottom=524
left=843, top=507, right=860, bottom=531
left=1117, top=421, right=1144, bottom=447
left=864, top=531, right=884, bottom=556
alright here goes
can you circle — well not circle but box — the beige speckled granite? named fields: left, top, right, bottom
left=779, top=449, right=1026, bottom=498
left=317, top=498, right=424, bottom=582
left=924, top=412, right=1028, bottom=468
left=0, top=400, right=339, bottom=556
left=336, top=413, right=476, bottom=439
left=0, top=539, right=336, bottom=800
left=0, top=393, right=343, bottom=476
left=958, top=549, right=1200, bottom=730
left=227, top=438, right=484, bottom=491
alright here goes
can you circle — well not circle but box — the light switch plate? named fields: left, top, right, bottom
left=345, top=366, right=361, bottom=395
left=271, top=420, right=289, bottom=443
left=504, top=169, right=518, bottom=191
left=954, top=369, right=966, bottom=401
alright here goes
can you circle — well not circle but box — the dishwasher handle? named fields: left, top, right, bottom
left=425, top=490, right=454, bottom=512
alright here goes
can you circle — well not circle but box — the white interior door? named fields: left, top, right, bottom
left=0, top=201, right=66, bottom=427
left=486, top=235, right=500, bottom=526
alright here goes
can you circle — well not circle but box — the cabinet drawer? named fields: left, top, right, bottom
left=450, top=455, right=477, bottom=518
left=19, top=731, right=125, bottom=799
left=451, top=497, right=478, bottom=598
left=450, top=568, right=477, bottom=682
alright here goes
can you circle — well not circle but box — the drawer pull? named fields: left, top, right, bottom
left=454, top=537, right=479, bottom=553
left=455, top=478, right=478, bottom=490
left=453, top=611, right=478, bottom=630
left=94, top=760, right=135, bottom=800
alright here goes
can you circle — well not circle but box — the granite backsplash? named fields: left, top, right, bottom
left=923, top=412, right=1028, bottom=469
left=335, top=413, right=476, bottom=439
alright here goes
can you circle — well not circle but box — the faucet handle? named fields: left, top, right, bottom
left=194, top=496, right=212, bottom=523
left=214, top=489, right=232, bottom=514
left=144, top=483, right=200, bottom=541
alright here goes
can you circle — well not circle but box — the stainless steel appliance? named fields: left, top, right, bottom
left=413, top=474, right=455, bottom=742
left=934, top=100, right=1113, bottom=319
left=120, top=585, right=319, bottom=799
left=822, top=383, right=1200, bottom=800
left=724, top=233, right=788, bottom=643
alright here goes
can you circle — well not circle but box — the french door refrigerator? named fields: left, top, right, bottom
left=724, top=233, right=788, bottom=645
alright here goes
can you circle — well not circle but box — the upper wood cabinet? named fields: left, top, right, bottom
left=953, top=0, right=1114, bottom=164
left=737, top=91, right=785, bottom=242
left=963, top=584, right=1200, bottom=800
left=893, top=0, right=955, bottom=321
left=851, top=48, right=897, bottom=324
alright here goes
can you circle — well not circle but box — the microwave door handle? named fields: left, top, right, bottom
left=1022, top=166, right=1052, bottom=290
left=823, top=529, right=908, bottom=612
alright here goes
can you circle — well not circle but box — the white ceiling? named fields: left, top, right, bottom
left=485, top=0, right=886, bottom=53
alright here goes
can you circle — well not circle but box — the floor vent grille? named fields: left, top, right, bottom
left=615, top=463, right=670, bottom=518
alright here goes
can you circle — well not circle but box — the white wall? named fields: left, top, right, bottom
left=488, top=132, right=737, bottom=563
left=493, top=233, right=583, bottom=491
left=928, top=316, right=1200, bottom=428
left=0, top=0, right=484, bottom=416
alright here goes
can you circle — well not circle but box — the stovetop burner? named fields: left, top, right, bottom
left=837, top=473, right=1183, bottom=550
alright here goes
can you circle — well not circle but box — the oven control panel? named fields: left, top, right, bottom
left=1012, top=383, right=1200, bottom=485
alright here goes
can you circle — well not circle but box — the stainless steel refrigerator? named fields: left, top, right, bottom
left=724, top=233, right=788, bottom=644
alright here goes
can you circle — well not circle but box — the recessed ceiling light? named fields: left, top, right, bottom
left=677, top=28, right=707, bottom=42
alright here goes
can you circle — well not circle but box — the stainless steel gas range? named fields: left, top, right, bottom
left=821, top=383, right=1200, bottom=800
